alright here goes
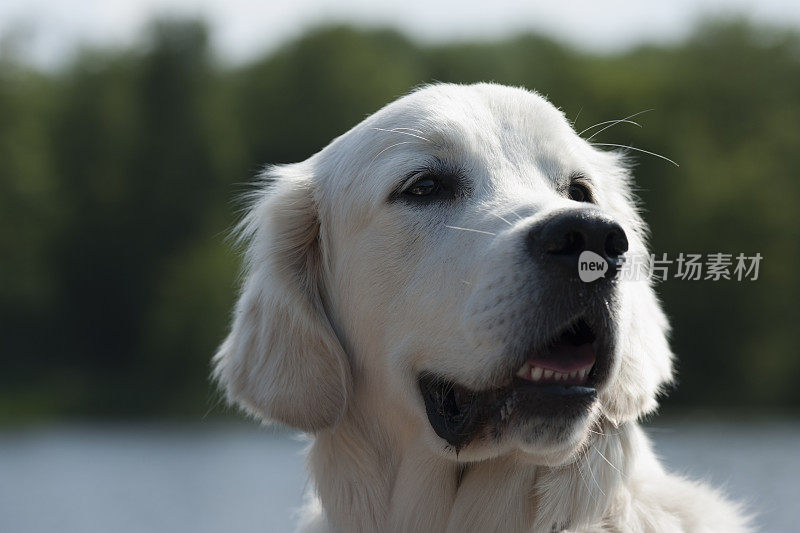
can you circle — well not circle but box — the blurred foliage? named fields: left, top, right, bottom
left=1, top=18, right=798, bottom=421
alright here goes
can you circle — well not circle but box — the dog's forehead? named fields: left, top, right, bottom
left=316, top=83, right=590, bottom=210
left=378, top=84, right=578, bottom=167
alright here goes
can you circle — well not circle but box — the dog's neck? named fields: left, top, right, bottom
left=307, top=397, right=639, bottom=532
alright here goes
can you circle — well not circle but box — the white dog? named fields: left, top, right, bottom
left=214, top=83, right=750, bottom=532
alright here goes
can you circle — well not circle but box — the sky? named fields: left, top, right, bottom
left=2, top=0, right=800, bottom=68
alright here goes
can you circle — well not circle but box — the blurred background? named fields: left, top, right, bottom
left=1, top=1, right=799, bottom=531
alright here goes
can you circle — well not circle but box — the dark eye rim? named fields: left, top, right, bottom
left=388, top=163, right=469, bottom=204
left=566, top=175, right=594, bottom=203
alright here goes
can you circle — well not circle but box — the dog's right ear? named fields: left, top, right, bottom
left=213, top=164, right=351, bottom=432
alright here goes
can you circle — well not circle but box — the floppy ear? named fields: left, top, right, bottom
left=591, top=151, right=674, bottom=423
left=601, top=280, right=674, bottom=424
left=213, top=164, right=351, bottom=432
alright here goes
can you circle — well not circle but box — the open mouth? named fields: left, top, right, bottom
left=419, top=317, right=606, bottom=450
left=514, top=319, right=596, bottom=386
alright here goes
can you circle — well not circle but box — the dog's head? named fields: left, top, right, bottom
left=214, top=83, right=673, bottom=465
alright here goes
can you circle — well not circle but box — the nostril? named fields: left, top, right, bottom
left=604, top=228, right=629, bottom=259
left=531, top=210, right=627, bottom=277
left=545, top=230, right=585, bottom=256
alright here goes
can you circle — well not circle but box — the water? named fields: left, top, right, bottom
left=1, top=421, right=798, bottom=532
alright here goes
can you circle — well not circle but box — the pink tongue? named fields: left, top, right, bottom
left=527, top=343, right=596, bottom=373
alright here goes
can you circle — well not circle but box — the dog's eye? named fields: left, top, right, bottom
left=392, top=166, right=464, bottom=204
left=406, top=176, right=440, bottom=197
left=567, top=182, right=592, bottom=203
left=402, top=173, right=458, bottom=201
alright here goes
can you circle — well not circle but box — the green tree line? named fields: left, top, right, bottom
left=1, top=19, right=798, bottom=421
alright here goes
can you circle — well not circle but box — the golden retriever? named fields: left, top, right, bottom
left=213, top=83, right=750, bottom=532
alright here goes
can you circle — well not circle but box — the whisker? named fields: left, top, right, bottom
left=202, top=392, right=227, bottom=420
left=578, top=109, right=652, bottom=137
left=391, top=127, right=427, bottom=135
left=508, top=208, right=524, bottom=222
left=570, top=106, right=583, bottom=127
left=443, top=380, right=457, bottom=399
left=590, top=143, right=680, bottom=167
left=583, top=119, right=641, bottom=141
left=372, top=127, right=431, bottom=143
left=583, top=454, right=606, bottom=496
left=584, top=117, right=644, bottom=142
left=445, top=225, right=496, bottom=236
left=579, top=120, right=615, bottom=137
left=575, top=460, right=595, bottom=502
left=460, top=279, right=472, bottom=285
left=489, top=212, right=514, bottom=227
left=593, top=445, right=626, bottom=478
left=587, top=419, right=621, bottom=438
left=368, top=141, right=414, bottom=167
left=587, top=427, right=621, bottom=438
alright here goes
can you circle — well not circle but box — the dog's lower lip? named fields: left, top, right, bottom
left=419, top=373, right=599, bottom=448
left=418, top=318, right=608, bottom=448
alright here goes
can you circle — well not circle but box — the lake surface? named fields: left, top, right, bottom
left=1, top=420, right=798, bottom=532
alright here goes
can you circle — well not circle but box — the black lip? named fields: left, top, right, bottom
left=419, top=317, right=611, bottom=450
left=419, top=375, right=599, bottom=450
left=419, top=374, right=486, bottom=450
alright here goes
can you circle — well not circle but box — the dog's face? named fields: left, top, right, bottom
left=214, top=83, right=673, bottom=466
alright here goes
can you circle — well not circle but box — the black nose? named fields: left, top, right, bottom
left=529, top=209, right=628, bottom=279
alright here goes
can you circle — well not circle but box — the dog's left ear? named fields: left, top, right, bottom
left=213, top=164, right=351, bottom=432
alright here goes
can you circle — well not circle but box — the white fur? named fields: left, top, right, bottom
left=214, top=83, right=751, bottom=532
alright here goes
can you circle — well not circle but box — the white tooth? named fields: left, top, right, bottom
left=516, top=362, right=531, bottom=378
left=543, top=369, right=554, bottom=379
left=555, top=372, right=564, bottom=381
left=569, top=371, right=577, bottom=379
left=531, top=367, right=543, bottom=381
